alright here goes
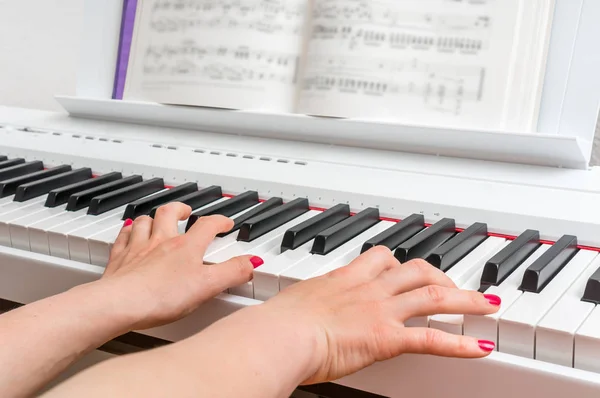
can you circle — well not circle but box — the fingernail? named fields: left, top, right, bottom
left=124, top=218, right=133, bottom=227
left=250, top=256, right=264, bottom=269
left=478, top=340, right=495, bottom=352
left=484, top=294, right=501, bottom=306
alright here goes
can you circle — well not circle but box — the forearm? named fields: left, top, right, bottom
left=45, top=304, right=318, bottom=398
left=0, top=280, right=135, bottom=398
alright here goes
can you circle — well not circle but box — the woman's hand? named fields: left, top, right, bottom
left=259, top=246, right=501, bottom=385
left=100, top=202, right=262, bottom=331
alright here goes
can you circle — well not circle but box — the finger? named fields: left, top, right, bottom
left=392, top=285, right=500, bottom=320
left=331, top=246, right=399, bottom=281
left=108, top=218, right=133, bottom=261
left=378, top=259, right=456, bottom=295
left=200, top=255, right=262, bottom=297
left=151, top=202, right=192, bottom=241
left=128, top=215, right=154, bottom=250
left=184, top=214, right=234, bottom=249
left=396, top=327, right=495, bottom=358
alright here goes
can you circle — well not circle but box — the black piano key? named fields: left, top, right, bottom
left=45, top=172, right=123, bottom=208
left=122, top=182, right=198, bottom=220
left=0, top=158, right=26, bottom=170
left=66, top=175, right=143, bottom=212
left=519, top=235, right=579, bottom=293
left=479, top=229, right=541, bottom=291
left=14, top=168, right=93, bottom=202
left=0, top=160, right=43, bottom=181
left=394, top=218, right=456, bottom=263
left=311, top=208, right=380, bottom=255
left=185, top=191, right=259, bottom=232
left=281, top=203, right=351, bottom=252
left=149, top=185, right=223, bottom=218
left=361, top=213, right=424, bottom=254
left=217, top=197, right=283, bottom=238
left=426, top=222, right=488, bottom=272
left=237, top=198, right=310, bottom=242
left=0, top=155, right=7, bottom=162
left=0, top=165, right=72, bottom=198
left=582, top=267, right=600, bottom=304
left=87, top=178, right=165, bottom=216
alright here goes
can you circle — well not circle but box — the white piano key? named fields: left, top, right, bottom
left=27, top=208, right=90, bottom=255
left=204, top=210, right=321, bottom=264
left=253, top=240, right=316, bottom=300
left=536, top=254, right=600, bottom=367
left=0, top=196, right=49, bottom=246
left=463, top=244, right=551, bottom=347
left=278, top=221, right=394, bottom=290
left=0, top=195, right=15, bottom=206
left=8, top=206, right=68, bottom=250
left=215, top=210, right=321, bottom=297
left=574, top=305, right=600, bottom=373
left=427, top=238, right=508, bottom=334
left=498, top=249, right=597, bottom=359
left=67, top=212, right=126, bottom=263
left=88, top=225, right=121, bottom=266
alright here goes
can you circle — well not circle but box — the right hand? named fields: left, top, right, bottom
left=260, top=246, right=501, bottom=385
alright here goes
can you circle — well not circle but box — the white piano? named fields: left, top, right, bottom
left=2, top=0, right=600, bottom=397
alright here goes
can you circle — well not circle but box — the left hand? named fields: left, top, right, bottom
left=99, top=202, right=261, bottom=331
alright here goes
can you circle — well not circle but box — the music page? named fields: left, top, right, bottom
left=294, top=0, right=523, bottom=130
left=124, top=0, right=310, bottom=112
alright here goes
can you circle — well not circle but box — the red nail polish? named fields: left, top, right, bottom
left=484, top=294, right=501, bottom=306
left=124, top=219, right=133, bottom=227
left=250, top=256, right=264, bottom=269
left=478, top=340, right=495, bottom=352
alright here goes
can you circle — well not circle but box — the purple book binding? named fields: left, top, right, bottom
left=112, top=0, right=138, bottom=100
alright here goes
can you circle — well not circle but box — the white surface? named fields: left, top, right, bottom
left=0, top=0, right=83, bottom=111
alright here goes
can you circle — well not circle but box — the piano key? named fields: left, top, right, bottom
left=26, top=208, right=91, bottom=255
left=66, top=175, right=144, bottom=212
left=280, top=204, right=350, bottom=252
left=498, top=248, right=597, bottom=358
left=535, top=254, right=600, bottom=367
left=278, top=221, right=394, bottom=290
left=0, top=161, right=44, bottom=185
left=360, top=213, right=424, bottom=253
left=311, top=208, right=380, bottom=255
left=426, top=222, right=488, bottom=272
left=45, top=171, right=123, bottom=208
left=185, top=191, right=259, bottom=231
left=580, top=264, right=600, bottom=304
left=205, top=210, right=320, bottom=266
left=519, top=235, right=579, bottom=293
left=149, top=185, right=223, bottom=218
left=87, top=178, right=164, bottom=215
left=122, top=182, right=198, bottom=220
left=463, top=244, right=550, bottom=347
left=67, top=190, right=169, bottom=263
left=237, top=198, right=310, bottom=242
left=253, top=239, right=317, bottom=300
left=0, top=195, right=52, bottom=245
left=394, top=218, right=456, bottom=263
left=8, top=203, right=77, bottom=251
left=14, top=167, right=93, bottom=202
left=0, top=157, right=26, bottom=170
left=197, top=200, right=262, bottom=256
left=0, top=165, right=71, bottom=198
left=479, top=229, right=541, bottom=291
left=418, top=237, right=507, bottom=331
left=217, top=197, right=283, bottom=237
left=573, top=304, right=600, bottom=373
left=0, top=155, right=6, bottom=162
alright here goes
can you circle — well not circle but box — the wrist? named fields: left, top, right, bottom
left=66, top=278, right=143, bottom=340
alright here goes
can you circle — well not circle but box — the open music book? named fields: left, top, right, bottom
left=123, top=0, right=555, bottom=132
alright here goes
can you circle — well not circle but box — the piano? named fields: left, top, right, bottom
left=1, top=0, right=600, bottom=397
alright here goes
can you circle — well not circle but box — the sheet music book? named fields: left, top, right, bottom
left=123, top=0, right=555, bottom=133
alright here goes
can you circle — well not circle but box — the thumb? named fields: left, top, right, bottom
left=203, top=255, right=264, bottom=296
left=398, top=327, right=494, bottom=358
